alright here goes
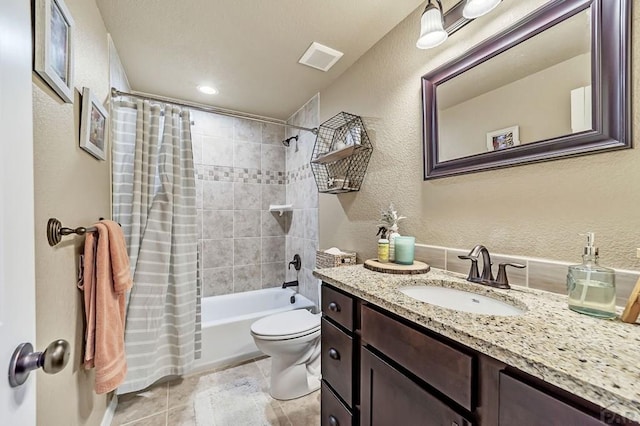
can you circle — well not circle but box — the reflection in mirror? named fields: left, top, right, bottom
left=422, top=0, right=630, bottom=180
left=437, top=10, right=592, bottom=162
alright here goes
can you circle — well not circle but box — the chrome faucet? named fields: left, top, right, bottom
left=458, top=245, right=525, bottom=289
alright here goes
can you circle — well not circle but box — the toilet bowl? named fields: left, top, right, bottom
left=250, top=309, right=321, bottom=400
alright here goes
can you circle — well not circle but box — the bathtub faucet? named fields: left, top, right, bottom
left=282, top=280, right=299, bottom=289
left=282, top=280, right=299, bottom=304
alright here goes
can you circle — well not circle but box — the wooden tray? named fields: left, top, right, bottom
left=364, top=259, right=430, bottom=275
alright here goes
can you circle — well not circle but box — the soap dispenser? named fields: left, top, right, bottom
left=566, top=232, right=616, bottom=318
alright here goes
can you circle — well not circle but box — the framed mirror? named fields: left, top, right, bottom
left=422, top=0, right=630, bottom=180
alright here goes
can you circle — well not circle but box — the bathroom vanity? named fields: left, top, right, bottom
left=316, top=266, right=640, bottom=426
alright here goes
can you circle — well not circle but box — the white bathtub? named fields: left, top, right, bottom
left=192, top=287, right=315, bottom=373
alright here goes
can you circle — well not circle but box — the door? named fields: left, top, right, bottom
left=0, top=0, right=37, bottom=424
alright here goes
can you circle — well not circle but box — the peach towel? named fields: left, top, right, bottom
left=79, top=220, right=133, bottom=394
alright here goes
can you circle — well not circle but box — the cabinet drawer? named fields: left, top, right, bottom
left=321, top=318, right=353, bottom=407
left=499, top=373, right=607, bottom=426
left=361, top=305, right=474, bottom=411
left=361, top=347, right=471, bottom=426
left=322, top=285, right=354, bottom=331
left=321, top=381, right=352, bottom=426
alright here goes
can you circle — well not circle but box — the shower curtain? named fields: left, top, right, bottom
left=111, top=98, right=201, bottom=394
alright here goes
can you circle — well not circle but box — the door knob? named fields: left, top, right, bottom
left=8, top=339, right=70, bottom=387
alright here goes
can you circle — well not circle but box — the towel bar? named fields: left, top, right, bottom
left=47, top=217, right=98, bottom=247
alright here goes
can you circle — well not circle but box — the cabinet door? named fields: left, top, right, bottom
left=360, top=347, right=471, bottom=426
left=499, top=373, right=608, bottom=426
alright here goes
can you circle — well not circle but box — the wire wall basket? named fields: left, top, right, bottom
left=310, top=112, right=373, bottom=194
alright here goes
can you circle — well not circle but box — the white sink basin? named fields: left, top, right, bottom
left=399, top=286, right=525, bottom=316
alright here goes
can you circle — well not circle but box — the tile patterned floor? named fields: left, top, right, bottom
left=112, top=357, right=320, bottom=426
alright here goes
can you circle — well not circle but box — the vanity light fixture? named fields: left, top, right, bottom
left=197, top=85, right=218, bottom=95
left=462, top=0, right=501, bottom=19
left=416, top=0, right=448, bottom=49
left=416, top=0, right=502, bottom=49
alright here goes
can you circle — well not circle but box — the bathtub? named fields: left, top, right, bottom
left=192, top=287, right=315, bottom=373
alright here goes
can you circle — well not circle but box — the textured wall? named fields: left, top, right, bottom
left=286, top=95, right=321, bottom=308
left=319, top=0, right=640, bottom=272
left=33, top=0, right=111, bottom=424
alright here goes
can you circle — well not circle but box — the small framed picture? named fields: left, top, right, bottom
left=486, top=125, right=520, bottom=151
left=80, top=88, right=108, bottom=160
left=34, top=0, right=75, bottom=103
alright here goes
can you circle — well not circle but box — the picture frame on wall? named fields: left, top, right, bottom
left=80, top=88, right=108, bottom=160
left=34, top=0, right=75, bottom=103
left=486, top=125, right=520, bottom=152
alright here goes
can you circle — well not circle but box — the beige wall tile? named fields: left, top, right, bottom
left=415, top=244, right=446, bottom=270
left=615, top=270, right=640, bottom=308
left=528, top=260, right=571, bottom=295
left=446, top=248, right=474, bottom=276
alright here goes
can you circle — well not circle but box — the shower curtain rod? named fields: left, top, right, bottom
left=110, top=88, right=318, bottom=135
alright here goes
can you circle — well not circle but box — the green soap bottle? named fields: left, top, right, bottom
left=566, top=232, right=616, bottom=318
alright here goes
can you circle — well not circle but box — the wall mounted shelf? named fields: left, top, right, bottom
left=311, top=144, right=366, bottom=165
left=310, top=112, right=372, bottom=194
left=269, top=204, right=293, bottom=216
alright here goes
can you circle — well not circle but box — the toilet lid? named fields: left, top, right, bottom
left=251, top=309, right=320, bottom=337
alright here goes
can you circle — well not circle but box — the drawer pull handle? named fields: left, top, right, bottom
left=328, top=348, right=340, bottom=360
left=328, top=415, right=340, bottom=426
left=328, top=302, right=340, bottom=312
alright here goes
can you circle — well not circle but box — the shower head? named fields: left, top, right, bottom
left=282, top=135, right=299, bottom=147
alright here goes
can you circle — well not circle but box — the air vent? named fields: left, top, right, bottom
left=298, top=42, right=344, bottom=72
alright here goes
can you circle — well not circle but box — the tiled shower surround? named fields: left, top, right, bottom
left=285, top=95, right=320, bottom=308
left=191, top=95, right=320, bottom=303
left=192, top=111, right=288, bottom=297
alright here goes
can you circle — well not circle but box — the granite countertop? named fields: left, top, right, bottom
left=313, top=265, right=640, bottom=421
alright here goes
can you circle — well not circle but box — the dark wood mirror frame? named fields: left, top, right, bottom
left=421, top=0, right=630, bottom=180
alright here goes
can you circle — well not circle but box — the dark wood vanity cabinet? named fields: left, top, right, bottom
left=321, top=285, right=358, bottom=425
left=320, top=282, right=638, bottom=426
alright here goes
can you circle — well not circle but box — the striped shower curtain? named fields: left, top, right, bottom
left=111, top=98, right=201, bottom=394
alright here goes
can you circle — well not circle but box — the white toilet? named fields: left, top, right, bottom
left=250, top=309, right=321, bottom=400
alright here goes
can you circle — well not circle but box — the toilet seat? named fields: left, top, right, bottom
left=250, top=309, right=320, bottom=341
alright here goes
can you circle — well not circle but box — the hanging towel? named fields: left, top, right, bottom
left=79, top=220, right=133, bottom=394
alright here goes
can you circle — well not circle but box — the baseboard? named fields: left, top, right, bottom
left=101, top=394, right=118, bottom=426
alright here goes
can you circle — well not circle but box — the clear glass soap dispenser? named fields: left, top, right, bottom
left=566, top=232, right=616, bottom=318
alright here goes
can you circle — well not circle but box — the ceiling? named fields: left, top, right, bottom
left=96, top=0, right=425, bottom=120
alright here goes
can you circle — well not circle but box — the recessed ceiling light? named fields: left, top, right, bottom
left=197, top=85, right=218, bottom=95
